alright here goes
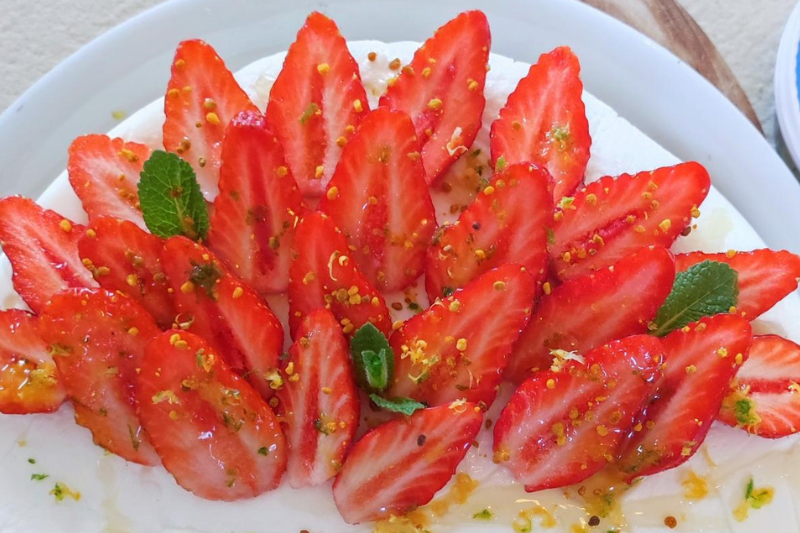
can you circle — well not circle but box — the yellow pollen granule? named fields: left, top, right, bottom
left=427, top=98, right=443, bottom=110
left=456, top=338, right=468, bottom=351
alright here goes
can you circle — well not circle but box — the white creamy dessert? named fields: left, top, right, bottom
left=0, top=40, right=798, bottom=533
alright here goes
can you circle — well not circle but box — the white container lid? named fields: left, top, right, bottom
left=776, top=1, right=800, bottom=171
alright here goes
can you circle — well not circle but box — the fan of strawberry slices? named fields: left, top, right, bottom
left=1, top=9, right=799, bottom=528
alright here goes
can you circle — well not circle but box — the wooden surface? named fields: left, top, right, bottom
left=582, top=0, right=763, bottom=132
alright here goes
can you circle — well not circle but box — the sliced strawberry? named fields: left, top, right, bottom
left=0, top=196, right=97, bottom=313
left=163, top=39, right=258, bottom=199
left=39, top=289, right=161, bottom=466
left=493, top=335, right=664, bottom=492
left=490, top=46, right=590, bottom=200
left=288, top=212, right=391, bottom=337
left=388, top=264, right=536, bottom=407
left=719, top=335, right=800, bottom=438
left=67, top=134, right=150, bottom=228
left=617, top=314, right=752, bottom=480
left=0, top=309, right=66, bottom=414
left=318, top=108, right=436, bottom=291
left=676, top=249, right=800, bottom=320
left=78, top=216, right=175, bottom=328
left=424, top=162, right=553, bottom=301
left=505, top=246, right=675, bottom=383
left=550, top=162, right=710, bottom=281
left=378, top=11, right=490, bottom=183
left=160, top=237, right=284, bottom=400
left=136, top=330, right=286, bottom=500
left=208, top=110, right=306, bottom=294
left=266, top=12, right=369, bottom=197
left=274, top=309, right=359, bottom=488
left=333, top=401, right=482, bottom=523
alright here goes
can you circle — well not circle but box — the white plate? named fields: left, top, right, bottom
left=0, top=2, right=799, bottom=533
left=776, top=1, right=800, bottom=171
left=0, top=0, right=798, bottom=253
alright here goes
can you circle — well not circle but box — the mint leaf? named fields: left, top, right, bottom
left=138, top=150, right=209, bottom=240
left=651, top=261, right=738, bottom=337
left=351, top=323, right=394, bottom=393
left=369, top=394, right=424, bottom=416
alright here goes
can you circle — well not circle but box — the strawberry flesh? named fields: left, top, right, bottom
left=551, top=162, right=710, bottom=281
left=490, top=46, right=590, bottom=201
left=274, top=309, right=359, bottom=488
left=160, top=236, right=284, bottom=400
left=493, top=335, right=664, bottom=492
left=267, top=12, right=369, bottom=197
left=163, top=39, right=258, bottom=199
left=319, top=108, right=436, bottom=291
left=676, top=249, right=800, bottom=320
left=379, top=10, right=491, bottom=183
left=424, top=162, right=553, bottom=301
left=0, top=196, right=97, bottom=314
left=79, top=216, right=175, bottom=328
left=136, top=330, right=286, bottom=500
left=288, top=212, right=391, bottom=338
left=506, top=246, right=675, bottom=384
left=719, top=334, right=800, bottom=438
left=617, top=314, right=752, bottom=480
left=208, top=110, right=307, bottom=294
left=67, top=134, right=150, bottom=229
left=389, top=264, right=536, bottom=407
left=332, top=402, right=483, bottom=523
left=0, top=309, right=66, bottom=414
left=40, top=289, right=161, bottom=466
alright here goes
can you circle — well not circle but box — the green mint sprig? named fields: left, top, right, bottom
left=651, top=260, right=739, bottom=337
left=138, top=150, right=209, bottom=240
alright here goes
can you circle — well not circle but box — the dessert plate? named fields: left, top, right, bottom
left=1, top=3, right=799, bottom=533
left=0, top=0, right=798, bottom=253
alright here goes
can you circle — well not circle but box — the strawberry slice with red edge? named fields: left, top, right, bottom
left=136, top=329, right=286, bottom=500
left=617, top=314, right=752, bottom=480
left=0, top=309, right=66, bottom=414
left=719, top=335, right=800, bottom=438
left=493, top=335, right=664, bottom=492
left=388, top=264, right=536, bottom=407
left=266, top=12, right=369, bottom=197
left=550, top=162, right=710, bottom=281
left=0, top=196, right=97, bottom=313
left=288, top=212, right=391, bottom=338
left=67, top=134, right=150, bottom=229
left=378, top=10, right=491, bottom=183
left=40, top=289, right=161, bottom=466
left=163, top=39, right=258, bottom=199
left=490, top=46, right=590, bottom=200
left=78, top=216, right=175, bottom=328
left=676, top=249, right=800, bottom=320
left=333, top=401, right=483, bottom=523
left=274, top=309, right=359, bottom=488
left=160, top=236, right=284, bottom=400
left=208, top=110, right=306, bottom=294
left=318, top=108, right=436, bottom=291
left=506, top=246, right=675, bottom=384
left=424, top=162, right=553, bottom=301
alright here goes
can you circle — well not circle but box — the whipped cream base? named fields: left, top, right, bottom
left=0, top=40, right=798, bottom=533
